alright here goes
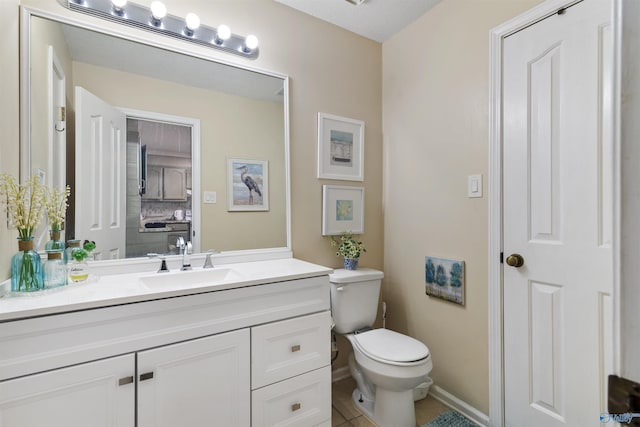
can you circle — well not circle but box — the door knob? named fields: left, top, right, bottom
left=506, top=253, right=524, bottom=267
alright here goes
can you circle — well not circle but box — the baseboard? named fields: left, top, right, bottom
left=429, top=385, right=490, bottom=427
left=332, top=366, right=351, bottom=382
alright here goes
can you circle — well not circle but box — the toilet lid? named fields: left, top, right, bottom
left=353, top=329, right=429, bottom=363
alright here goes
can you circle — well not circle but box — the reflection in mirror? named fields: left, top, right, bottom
left=25, top=14, right=288, bottom=260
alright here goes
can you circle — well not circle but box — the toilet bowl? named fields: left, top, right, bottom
left=329, top=269, right=433, bottom=427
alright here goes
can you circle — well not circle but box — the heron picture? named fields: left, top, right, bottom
left=227, top=158, right=269, bottom=211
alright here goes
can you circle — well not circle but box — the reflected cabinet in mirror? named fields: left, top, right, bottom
left=22, top=11, right=289, bottom=261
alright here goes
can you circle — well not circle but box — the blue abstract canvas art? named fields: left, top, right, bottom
left=425, top=256, right=465, bottom=305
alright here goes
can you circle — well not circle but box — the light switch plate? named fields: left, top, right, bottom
left=203, top=191, right=217, bottom=204
left=468, top=175, right=483, bottom=198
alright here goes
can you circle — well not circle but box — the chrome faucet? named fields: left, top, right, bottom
left=181, top=241, right=193, bottom=271
left=148, top=253, right=170, bottom=273
left=176, top=236, right=185, bottom=254
left=203, top=250, right=219, bottom=269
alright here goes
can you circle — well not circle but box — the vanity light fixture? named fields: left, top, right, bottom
left=244, top=34, right=259, bottom=53
left=111, top=0, right=127, bottom=15
left=66, top=0, right=259, bottom=59
left=149, top=1, right=166, bottom=26
left=214, top=24, right=231, bottom=45
left=184, top=12, right=200, bottom=36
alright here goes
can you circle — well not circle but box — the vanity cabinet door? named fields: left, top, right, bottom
left=142, top=166, right=163, bottom=200
left=252, top=366, right=331, bottom=427
left=137, top=329, right=250, bottom=427
left=0, top=354, right=135, bottom=427
left=252, top=311, right=331, bottom=389
left=162, top=168, right=187, bottom=201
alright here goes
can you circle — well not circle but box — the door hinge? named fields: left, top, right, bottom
left=500, top=252, right=504, bottom=264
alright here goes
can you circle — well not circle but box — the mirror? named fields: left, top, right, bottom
left=23, top=12, right=289, bottom=260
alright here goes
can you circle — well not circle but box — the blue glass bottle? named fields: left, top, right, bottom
left=11, top=237, right=44, bottom=292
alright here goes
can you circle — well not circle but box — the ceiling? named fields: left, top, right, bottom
left=60, top=23, right=285, bottom=103
left=273, top=0, right=442, bottom=43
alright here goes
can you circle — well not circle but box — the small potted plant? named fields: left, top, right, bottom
left=83, top=240, right=96, bottom=261
left=330, top=231, right=366, bottom=270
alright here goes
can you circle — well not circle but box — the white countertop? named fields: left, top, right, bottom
left=0, top=258, right=332, bottom=322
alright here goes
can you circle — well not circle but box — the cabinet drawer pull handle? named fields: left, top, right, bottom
left=139, top=372, right=154, bottom=381
left=291, top=344, right=301, bottom=352
left=291, top=402, right=301, bottom=412
left=118, top=376, right=134, bottom=386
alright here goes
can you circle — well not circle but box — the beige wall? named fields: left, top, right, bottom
left=29, top=15, right=73, bottom=182
left=382, top=0, right=543, bottom=414
left=2, top=2, right=383, bottom=294
left=28, top=15, right=74, bottom=246
left=72, top=61, right=286, bottom=251
left=0, top=0, right=20, bottom=280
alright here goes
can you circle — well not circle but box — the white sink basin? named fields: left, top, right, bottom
left=140, top=268, right=242, bottom=289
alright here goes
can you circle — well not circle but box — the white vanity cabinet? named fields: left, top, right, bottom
left=137, top=329, right=250, bottom=427
left=0, top=354, right=135, bottom=427
left=252, top=311, right=332, bottom=427
left=0, top=331, right=251, bottom=427
left=0, top=273, right=331, bottom=427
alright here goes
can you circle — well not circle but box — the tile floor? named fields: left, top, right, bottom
left=331, top=377, right=451, bottom=427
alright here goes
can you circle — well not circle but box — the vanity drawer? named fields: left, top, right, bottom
left=251, top=366, right=331, bottom=427
left=251, top=311, right=331, bottom=389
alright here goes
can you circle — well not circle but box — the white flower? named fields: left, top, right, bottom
left=44, top=185, right=71, bottom=230
left=0, top=174, right=46, bottom=239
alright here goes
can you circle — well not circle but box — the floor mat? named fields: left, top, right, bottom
left=422, top=410, right=479, bottom=427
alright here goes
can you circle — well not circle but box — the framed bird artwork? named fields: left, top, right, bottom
left=227, top=158, right=269, bottom=211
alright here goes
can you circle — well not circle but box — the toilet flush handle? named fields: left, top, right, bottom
left=336, top=286, right=345, bottom=292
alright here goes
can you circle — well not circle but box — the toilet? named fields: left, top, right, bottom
left=329, top=268, right=432, bottom=427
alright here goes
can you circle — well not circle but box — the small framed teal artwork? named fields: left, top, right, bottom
left=317, top=113, right=364, bottom=181
left=322, top=185, right=364, bottom=235
left=425, top=256, right=465, bottom=305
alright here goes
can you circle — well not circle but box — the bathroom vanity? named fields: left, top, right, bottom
left=0, top=258, right=333, bottom=427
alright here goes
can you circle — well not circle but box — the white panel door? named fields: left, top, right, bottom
left=503, top=1, right=613, bottom=426
left=137, top=329, right=250, bottom=427
left=0, top=354, right=135, bottom=427
left=75, top=86, right=126, bottom=260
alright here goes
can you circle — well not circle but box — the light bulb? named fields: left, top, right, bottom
left=245, top=34, right=258, bottom=50
left=185, top=13, right=200, bottom=31
left=111, top=0, right=127, bottom=9
left=150, top=1, right=167, bottom=20
left=217, top=25, right=231, bottom=41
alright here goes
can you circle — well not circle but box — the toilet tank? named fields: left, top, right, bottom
left=329, top=268, right=384, bottom=334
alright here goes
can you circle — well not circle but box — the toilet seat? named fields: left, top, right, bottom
left=351, top=329, right=430, bottom=366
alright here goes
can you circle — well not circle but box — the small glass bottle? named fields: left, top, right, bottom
left=44, top=250, right=67, bottom=289
left=64, top=239, right=81, bottom=264
left=68, top=258, right=89, bottom=283
left=44, top=229, right=65, bottom=253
